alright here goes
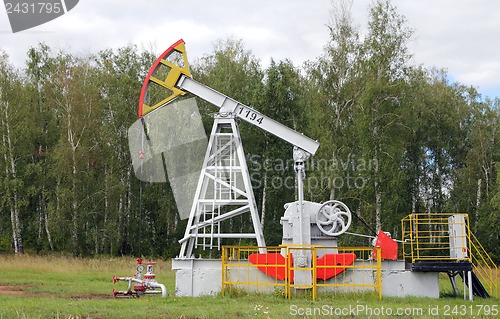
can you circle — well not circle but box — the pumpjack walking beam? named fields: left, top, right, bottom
left=138, top=39, right=318, bottom=156
left=176, top=75, right=319, bottom=155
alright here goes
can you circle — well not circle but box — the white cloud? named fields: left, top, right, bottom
left=394, top=0, right=500, bottom=97
left=0, top=0, right=498, bottom=98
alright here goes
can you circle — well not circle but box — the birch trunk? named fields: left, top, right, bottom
left=100, top=164, right=109, bottom=254
left=475, top=178, right=481, bottom=232
left=260, top=170, right=267, bottom=231
left=372, top=115, right=382, bottom=232
left=71, top=140, right=78, bottom=254
left=411, top=192, right=417, bottom=214
left=374, top=154, right=382, bottom=232
left=1, top=101, right=24, bottom=254
left=63, top=103, right=81, bottom=255
left=44, top=207, right=54, bottom=251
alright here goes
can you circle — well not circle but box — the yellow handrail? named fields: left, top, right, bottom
left=467, top=224, right=498, bottom=298
left=401, top=213, right=498, bottom=298
left=221, top=245, right=382, bottom=300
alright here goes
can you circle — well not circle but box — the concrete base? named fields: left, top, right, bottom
left=172, top=258, right=439, bottom=298
left=382, top=269, right=439, bottom=298
left=172, top=258, right=221, bottom=297
left=380, top=260, right=439, bottom=297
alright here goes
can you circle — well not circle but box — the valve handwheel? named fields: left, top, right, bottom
left=315, top=200, right=352, bottom=236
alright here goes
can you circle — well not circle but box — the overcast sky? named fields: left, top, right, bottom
left=1, top=0, right=499, bottom=99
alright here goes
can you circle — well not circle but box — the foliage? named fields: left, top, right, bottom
left=0, top=0, right=498, bottom=262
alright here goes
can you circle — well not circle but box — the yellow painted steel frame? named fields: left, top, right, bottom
left=401, top=213, right=471, bottom=263
left=469, top=230, right=499, bottom=298
left=222, top=246, right=287, bottom=297
left=401, top=213, right=498, bottom=298
left=286, top=245, right=316, bottom=299
left=221, top=245, right=382, bottom=301
left=138, top=39, right=192, bottom=117
left=311, top=247, right=382, bottom=300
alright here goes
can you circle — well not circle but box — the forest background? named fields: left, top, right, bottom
left=0, top=1, right=498, bottom=262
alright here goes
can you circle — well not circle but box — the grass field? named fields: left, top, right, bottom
left=0, top=254, right=498, bottom=318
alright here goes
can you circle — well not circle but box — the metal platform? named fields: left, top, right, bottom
left=411, top=261, right=490, bottom=299
left=411, top=261, right=472, bottom=272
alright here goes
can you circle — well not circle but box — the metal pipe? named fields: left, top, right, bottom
left=126, top=279, right=133, bottom=294
left=293, top=147, right=307, bottom=248
left=114, top=260, right=166, bottom=298
left=468, top=271, right=473, bottom=301
left=117, top=276, right=166, bottom=298
left=148, top=282, right=167, bottom=298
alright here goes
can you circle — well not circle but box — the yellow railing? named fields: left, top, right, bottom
left=221, top=246, right=287, bottom=296
left=401, top=213, right=498, bottom=298
left=468, top=227, right=498, bottom=298
left=402, top=213, right=470, bottom=262
left=311, top=246, right=382, bottom=300
left=221, top=245, right=382, bottom=301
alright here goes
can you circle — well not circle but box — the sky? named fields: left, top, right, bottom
left=0, top=0, right=499, bottom=99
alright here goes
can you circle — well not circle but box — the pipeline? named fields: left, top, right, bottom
left=113, top=258, right=167, bottom=298
left=149, top=282, right=167, bottom=298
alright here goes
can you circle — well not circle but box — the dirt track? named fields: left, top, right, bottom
left=0, top=285, right=112, bottom=299
left=0, top=285, right=30, bottom=296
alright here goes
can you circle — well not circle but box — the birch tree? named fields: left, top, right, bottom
left=356, top=0, right=413, bottom=231
left=0, top=52, right=24, bottom=254
left=304, top=0, right=363, bottom=202
left=25, top=44, right=57, bottom=251
left=44, top=53, right=101, bottom=255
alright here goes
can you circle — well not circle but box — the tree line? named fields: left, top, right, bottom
left=0, top=1, right=498, bottom=261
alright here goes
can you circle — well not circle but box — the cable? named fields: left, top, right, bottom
left=351, top=210, right=378, bottom=236
left=138, top=117, right=146, bottom=258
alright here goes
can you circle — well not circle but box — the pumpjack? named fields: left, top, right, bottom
left=136, top=39, right=362, bottom=288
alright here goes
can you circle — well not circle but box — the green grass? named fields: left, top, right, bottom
left=0, top=254, right=498, bottom=318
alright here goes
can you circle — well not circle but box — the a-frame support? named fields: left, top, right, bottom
left=178, top=114, right=265, bottom=258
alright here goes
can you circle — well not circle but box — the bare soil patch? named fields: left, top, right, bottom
left=0, top=285, right=31, bottom=296
left=0, top=285, right=112, bottom=299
